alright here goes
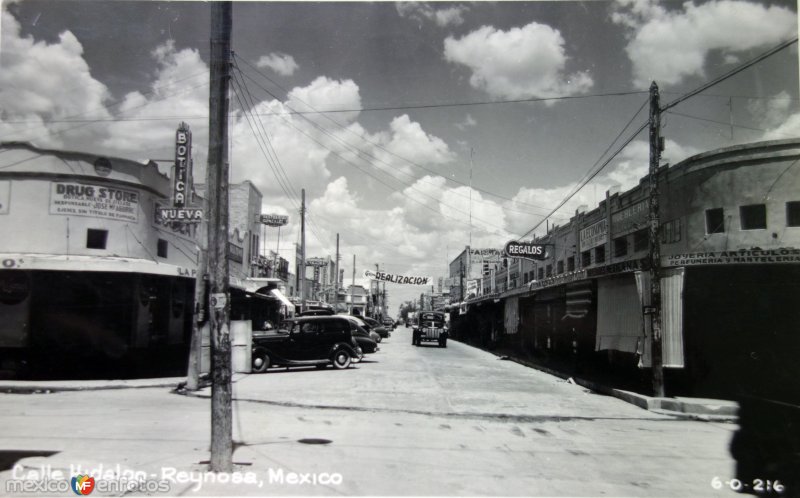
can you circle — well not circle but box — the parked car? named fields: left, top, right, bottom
left=338, top=314, right=382, bottom=343
left=382, top=317, right=395, bottom=329
left=412, top=311, right=448, bottom=347
left=352, top=324, right=379, bottom=354
left=362, top=317, right=390, bottom=339
left=251, top=316, right=363, bottom=373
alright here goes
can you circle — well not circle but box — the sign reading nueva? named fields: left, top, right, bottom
left=504, top=240, right=546, bottom=261
left=363, top=270, right=431, bottom=285
left=258, top=213, right=288, bottom=226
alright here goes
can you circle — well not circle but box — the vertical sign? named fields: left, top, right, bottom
left=173, top=122, right=192, bottom=207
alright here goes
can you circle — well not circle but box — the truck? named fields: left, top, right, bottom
left=412, top=311, right=448, bottom=348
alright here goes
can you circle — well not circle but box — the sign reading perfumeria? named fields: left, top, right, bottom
left=50, top=182, right=139, bottom=222
left=363, top=270, right=431, bottom=285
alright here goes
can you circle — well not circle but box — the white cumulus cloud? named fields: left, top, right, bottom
left=256, top=52, right=299, bottom=76
left=444, top=22, right=593, bottom=100
left=612, top=0, right=798, bottom=88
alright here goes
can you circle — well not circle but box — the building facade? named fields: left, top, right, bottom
left=451, top=138, right=800, bottom=401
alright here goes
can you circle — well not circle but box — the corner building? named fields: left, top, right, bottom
left=452, top=138, right=800, bottom=402
left=0, top=142, right=200, bottom=377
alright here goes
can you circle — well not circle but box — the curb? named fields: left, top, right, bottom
left=0, top=377, right=185, bottom=394
left=493, top=350, right=738, bottom=421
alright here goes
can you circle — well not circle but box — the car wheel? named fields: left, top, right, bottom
left=252, top=350, right=269, bottom=373
left=375, top=335, right=382, bottom=343
left=332, top=350, right=352, bottom=369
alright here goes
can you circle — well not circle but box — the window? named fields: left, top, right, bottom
left=557, top=260, right=564, bottom=274
left=613, top=237, right=628, bottom=257
left=567, top=256, right=575, bottom=272
left=740, top=204, right=766, bottom=230
left=705, top=208, right=725, bottom=233
left=786, top=201, right=800, bottom=227
left=581, top=250, right=591, bottom=267
left=157, top=239, right=168, bottom=258
left=634, top=229, right=648, bottom=252
left=86, top=229, right=108, bottom=249
left=538, top=267, right=544, bottom=280
left=546, top=264, right=552, bottom=277
left=661, top=218, right=682, bottom=244
left=595, top=245, right=606, bottom=264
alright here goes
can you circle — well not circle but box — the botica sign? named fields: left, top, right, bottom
left=503, top=240, right=546, bottom=261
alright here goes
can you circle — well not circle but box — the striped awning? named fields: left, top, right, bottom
left=564, top=280, right=593, bottom=319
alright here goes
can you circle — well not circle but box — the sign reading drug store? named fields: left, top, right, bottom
left=503, top=240, right=546, bottom=261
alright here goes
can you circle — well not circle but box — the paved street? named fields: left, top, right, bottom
left=0, top=327, right=742, bottom=497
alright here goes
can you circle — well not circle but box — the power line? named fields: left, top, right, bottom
left=234, top=54, right=584, bottom=217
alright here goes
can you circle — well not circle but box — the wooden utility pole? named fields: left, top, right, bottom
left=350, top=254, right=356, bottom=313
left=300, top=189, right=306, bottom=312
left=648, top=81, right=665, bottom=398
left=207, top=0, right=233, bottom=473
left=335, top=233, right=340, bottom=305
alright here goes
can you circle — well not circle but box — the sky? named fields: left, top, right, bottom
left=1, top=0, right=798, bottom=309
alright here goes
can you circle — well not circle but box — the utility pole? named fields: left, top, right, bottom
left=648, top=81, right=665, bottom=398
left=207, top=0, right=233, bottom=473
left=350, top=254, right=356, bottom=314
left=335, top=233, right=340, bottom=307
left=300, top=188, right=306, bottom=312
left=459, top=259, right=464, bottom=302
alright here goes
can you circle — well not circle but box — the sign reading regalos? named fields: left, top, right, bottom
left=258, top=213, right=289, bottom=226
left=173, top=123, right=192, bottom=207
left=503, top=240, right=546, bottom=261
left=363, top=270, right=431, bottom=285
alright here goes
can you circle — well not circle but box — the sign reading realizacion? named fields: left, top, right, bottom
left=257, top=214, right=289, bottom=226
left=503, top=240, right=546, bottom=261
left=363, top=270, right=431, bottom=285
left=50, top=182, right=139, bottom=222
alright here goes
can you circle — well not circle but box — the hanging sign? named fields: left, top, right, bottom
left=173, top=123, right=192, bottom=207
left=363, top=270, right=431, bottom=285
left=258, top=214, right=288, bottom=226
left=305, top=257, right=328, bottom=267
left=503, top=240, right=547, bottom=261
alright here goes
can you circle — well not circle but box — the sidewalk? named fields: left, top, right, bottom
left=487, top=347, right=738, bottom=421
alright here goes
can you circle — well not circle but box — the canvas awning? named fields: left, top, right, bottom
left=270, top=288, right=294, bottom=309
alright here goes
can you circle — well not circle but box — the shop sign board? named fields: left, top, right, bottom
left=611, top=200, right=648, bottom=235
left=503, top=240, right=546, bottom=261
left=228, top=242, right=244, bottom=264
left=305, top=257, right=328, bottom=267
left=173, top=124, right=191, bottom=207
left=157, top=207, right=203, bottom=222
left=258, top=214, right=288, bottom=226
left=50, top=182, right=139, bottom=222
left=363, top=270, right=431, bottom=285
left=664, top=248, right=800, bottom=266
left=579, top=219, right=607, bottom=251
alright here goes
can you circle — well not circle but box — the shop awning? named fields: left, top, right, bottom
left=270, top=288, right=294, bottom=309
left=0, top=252, right=195, bottom=278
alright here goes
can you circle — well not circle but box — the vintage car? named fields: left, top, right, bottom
left=251, top=316, right=363, bottom=373
left=412, top=311, right=448, bottom=348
